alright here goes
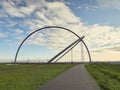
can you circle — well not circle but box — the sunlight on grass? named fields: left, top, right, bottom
left=0, top=64, right=75, bottom=90
left=85, top=63, right=120, bottom=90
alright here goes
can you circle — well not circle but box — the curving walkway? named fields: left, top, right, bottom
left=38, top=64, right=100, bottom=90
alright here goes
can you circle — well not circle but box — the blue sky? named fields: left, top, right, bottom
left=0, top=0, right=120, bottom=62
left=66, top=0, right=120, bottom=26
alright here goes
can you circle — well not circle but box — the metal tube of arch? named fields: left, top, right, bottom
left=47, top=37, right=83, bottom=63
left=54, top=39, right=81, bottom=63
left=82, top=41, right=91, bottom=62
left=14, top=26, right=91, bottom=63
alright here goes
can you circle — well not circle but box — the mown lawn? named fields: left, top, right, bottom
left=85, top=63, right=120, bottom=90
left=0, top=63, right=75, bottom=90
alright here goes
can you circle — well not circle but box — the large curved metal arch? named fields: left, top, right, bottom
left=14, top=26, right=91, bottom=63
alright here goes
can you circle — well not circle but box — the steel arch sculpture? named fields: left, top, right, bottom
left=14, top=26, right=91, bottom=63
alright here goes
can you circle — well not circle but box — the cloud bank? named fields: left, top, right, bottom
left=0, top=0, right=120, bottom=52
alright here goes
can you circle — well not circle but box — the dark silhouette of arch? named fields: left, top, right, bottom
left=48, top=36, right=85, bottom=63
left=54, top=37, right=83, bottom=63
left=14, top=26, right=91, bottom=63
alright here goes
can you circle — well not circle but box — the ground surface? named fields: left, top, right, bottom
left=0, top=63, right=75, bottom=90
left=38, top=64, right=100, bottom=90
left=85, top=63, right=120, bottom=90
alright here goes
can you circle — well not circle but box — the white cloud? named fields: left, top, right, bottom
left=64, top=1, right=71, bottom=5
left=15, top=29, right=24, bottom=34
left=21, top=0, right=82, bottom=30
left=0, top=0, right=38, bottom=17
left=77, top=5, right=98, bottom=11
left=78, top=6, right=82, bottom=9
left=19, top=3, right=37, bottom=16
left=14, top=0, right=120, bottom=53
left=6, top=20, right=17, bottom=28
left=0, top=11, right=8, bottom=18
left=2, top=1, right=25, bottom=17
left=0, top=32, right=7, bottom=38
left=45, top=0, right=63, bottom=1
left=18, top=0, right=84, bottom=51
left=1, top=0, right=120, bottom=53
left=36, top=1, right=80, bottom=25
left=84, top=24, right=120, bottom=49
left=97, top=0, right=120, bottom=10
left=25, top=32, right=46, bottom=46
left=25, top=28, right=78, bottom=51
left=1, top=0, right=120, bottom=62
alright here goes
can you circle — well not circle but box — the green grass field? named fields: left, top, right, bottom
left=85, top=63, right=120, bottom=90
left=0, top=63, right=75, bottom=90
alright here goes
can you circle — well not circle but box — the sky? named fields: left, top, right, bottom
left=0, top=0, right=120, bottom=62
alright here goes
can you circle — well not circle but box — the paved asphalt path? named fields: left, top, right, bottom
left=38, top=64, right=100, bottom=90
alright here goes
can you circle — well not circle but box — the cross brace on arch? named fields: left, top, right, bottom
left=48, top=36, right=85, bottom=63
